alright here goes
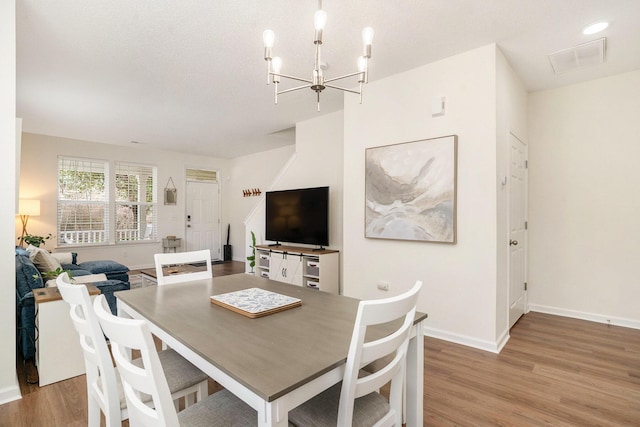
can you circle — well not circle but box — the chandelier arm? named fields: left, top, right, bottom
left=324, top=71, right=365, bottom=83
left=271, top=72, right=313, bottom=84
left=324, top=84, right=361, bottom=95
left=277, top=84, right=313, bottom=95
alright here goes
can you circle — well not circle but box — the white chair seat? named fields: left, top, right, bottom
left=156, top=349, right=210, bottom=397
left=289, top=382, right=389, bottom=427
left=177, top=389, right=257, bottom=426
left=117, top=349, right=209, bottom=410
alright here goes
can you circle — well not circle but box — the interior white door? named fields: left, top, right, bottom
left=509, top=133, right=528, bottom=328
left=185, top=181, right=221, bottom=259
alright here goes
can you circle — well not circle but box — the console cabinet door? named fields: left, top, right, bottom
left=271, top=252, right=303, bottom=285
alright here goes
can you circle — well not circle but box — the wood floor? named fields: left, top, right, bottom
left=3, top=275, right=639, bottom=426
left=425, top=312, right=640, bottom=426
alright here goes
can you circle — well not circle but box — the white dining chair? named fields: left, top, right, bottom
left=154, top=249, right=213, bottom=286
left=288, top=280, right=423, bottom=427
left=56, top=273, right=209, bottom=427
left=92, top=294, right=262, bottom=427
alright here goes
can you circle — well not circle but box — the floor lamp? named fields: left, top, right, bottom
left=18, top=199, right=40, bottom=247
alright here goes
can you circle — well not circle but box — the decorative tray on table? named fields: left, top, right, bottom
left=210, top=287, right=301, bottom=318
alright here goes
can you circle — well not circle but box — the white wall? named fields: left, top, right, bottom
left=0, top=0, right=21, bottom=404
left=227, top=144, right=295, bottom=261
left=243, top=111, right=344, bottom=276
left=343, top=45, right=504, bottom=350
left=19, top=133, right=230, bottom=269
left=528, top=70, right=640, bottom=328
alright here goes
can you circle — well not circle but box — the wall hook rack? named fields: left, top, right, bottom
left=243, top=188, right=262, bottom=197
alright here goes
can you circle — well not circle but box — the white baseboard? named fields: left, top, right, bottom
left=528, top=304, right=640, bottom=330
left=0, top=383, right=21, bottom=405
left=424, top=326, right=509, bottom=354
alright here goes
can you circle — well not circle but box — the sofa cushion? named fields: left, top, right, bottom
left=94, top=279, right=130, bottom=314
left=77, top=260, right=129, bottom=275
left=61, top=264, right=92, bottom=275
left=26, top=245, right=62, bottom=274
left=15, top=254, right=44, bottom=298
left=50, top=252, right=77, bottom=265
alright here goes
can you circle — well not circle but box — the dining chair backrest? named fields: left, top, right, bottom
left=93, top=294, right=181, bottom=427
left=56, top=273, right=123, bottom=427
left=154, top=249, right=212, bottom=286
left=339, top=280, right=422, bottom=426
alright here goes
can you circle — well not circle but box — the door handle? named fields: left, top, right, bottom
left=509, top=239, right=518, bottom=246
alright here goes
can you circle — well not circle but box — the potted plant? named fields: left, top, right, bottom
left=36, top=267, right=74, bottom=281
left=20, top=233, right=53, bottom=247
left=246, top=231, right=256, bottom=273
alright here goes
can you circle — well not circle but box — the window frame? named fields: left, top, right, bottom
left=57, top=156, right=159, bottom=247
left=114, top=161, right=158, bottom=244
left=57, top=156, right=110, bottom=246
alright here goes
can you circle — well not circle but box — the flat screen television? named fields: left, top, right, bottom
left=265, top=186, right=329, bottom=247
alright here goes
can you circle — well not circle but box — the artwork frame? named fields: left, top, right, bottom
left=164, top=177, right=177, bottom=205
left=164, top=188, right=177, bottom=205
left=365, top=135, right=458, bottom=244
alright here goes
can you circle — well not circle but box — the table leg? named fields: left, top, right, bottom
left=259, top=399, right=289, bottom=427
left=405, top=321, right=424, bottom=426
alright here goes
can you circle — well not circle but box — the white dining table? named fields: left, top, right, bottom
left=116, top=274, right=427, bottom=426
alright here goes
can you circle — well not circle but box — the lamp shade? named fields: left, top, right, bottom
left=19, top=199, right=40, bottom=216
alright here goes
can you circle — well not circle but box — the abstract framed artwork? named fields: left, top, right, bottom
left=365, top=135, right=458, bottom=244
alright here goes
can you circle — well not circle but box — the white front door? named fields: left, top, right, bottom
left=185, top=180, right=220, bottom=259
left=509, top=133, right=528, bottom=328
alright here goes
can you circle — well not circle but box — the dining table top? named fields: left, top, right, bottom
left=116, top=273, right=427, bottom=403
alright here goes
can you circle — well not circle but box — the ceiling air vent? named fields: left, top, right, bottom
left=548, top=37, right=606, bottom=75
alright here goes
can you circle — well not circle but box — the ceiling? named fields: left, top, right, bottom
left=16, top=0, right=640, bottom=159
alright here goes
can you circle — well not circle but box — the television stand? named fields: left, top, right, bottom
left=253, top=245, right=339, bottom=294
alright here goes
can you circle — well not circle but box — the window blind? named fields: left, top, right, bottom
left=115, top=162, right=157, bottom=242
left=57, top=157, right=109, bottom=245
left=186, top=168, right=217, bottom=182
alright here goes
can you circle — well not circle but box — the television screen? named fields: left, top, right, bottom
left=265, top=186, right=329, bottom=247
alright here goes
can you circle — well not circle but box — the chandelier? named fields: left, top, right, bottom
left=262, top=0, right=374, bottom=111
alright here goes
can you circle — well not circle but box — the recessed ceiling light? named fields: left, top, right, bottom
left=583, top=21, right=609, bottom=35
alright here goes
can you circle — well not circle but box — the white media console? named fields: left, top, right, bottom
left=254, top=245, right=339, bottom=294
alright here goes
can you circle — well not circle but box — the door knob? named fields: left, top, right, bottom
left=509, top=239, right=518, bottom=246
left=187, top=225, right=191, bottom=228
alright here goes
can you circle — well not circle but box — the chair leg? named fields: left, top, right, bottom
left=87, top=397, right=100, bottom=427
left=185, top=392, right=196, bottom=408
left=196, top=380, right=208, bottom=403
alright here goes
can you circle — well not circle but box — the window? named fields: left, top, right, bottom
left=57, top=157, right=109, bottom=245
left=57, top=157, right=157, bottom=246
left=186, top=168, right=217, bottom=182
left=115, top=162, right=157, bottom=242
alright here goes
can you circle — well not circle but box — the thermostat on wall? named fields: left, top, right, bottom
left=432, top=96, right=445, bottom=116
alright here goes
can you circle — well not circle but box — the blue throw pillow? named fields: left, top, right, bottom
left=15, top=254, right=44, bottom=298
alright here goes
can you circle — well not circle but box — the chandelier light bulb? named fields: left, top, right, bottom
left=314, top=10, right=327, bottom=30
left=263, top=30, right=275, bottom=48
left=362, top=27, right=374, bottom=45
left=358, top=56, right=367, bottom=72
left=272, top=56, right=282, bottom=74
